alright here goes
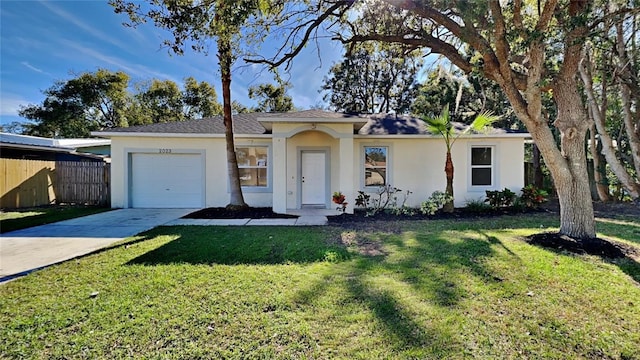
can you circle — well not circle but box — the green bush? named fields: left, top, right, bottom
left=465, top=199, right=494, bottom=213
left=520, top=185, right=549, bottom=208
left=485, top=188, right=516, bottom=209
left=420, top=191, right=453, bottom=215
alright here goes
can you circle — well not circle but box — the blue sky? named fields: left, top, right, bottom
left=0, top=0, right=345, bottom=127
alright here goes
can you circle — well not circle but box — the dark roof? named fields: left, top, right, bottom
left=96, top=111, right=526, bottom=136
left=103, top=113, right=267, bottom=134
left=266, top=109, right=366, bottom=119
left=357, top=114, right=520, bottom=135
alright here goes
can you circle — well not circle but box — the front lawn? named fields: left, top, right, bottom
left=0, top=205, right=111, bottom=233
left=1, top=213, right=639, bottom=359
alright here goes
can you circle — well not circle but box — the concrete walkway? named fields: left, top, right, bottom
left=1, top=208, right=332, bottom=283
left=0, top=208, right=195, bottom=281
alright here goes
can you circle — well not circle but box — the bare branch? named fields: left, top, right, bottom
left=243, top=1, right=351, bottom=69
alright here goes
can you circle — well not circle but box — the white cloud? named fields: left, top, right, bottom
left=39, top=0, right=129, bottom=52
left=0, top=95, right=30, bottom=116
left=20, top=61, right=45, bottom=74
left=59, top=40, right=180, bottom=83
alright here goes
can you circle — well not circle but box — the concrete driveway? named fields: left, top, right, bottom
left=0, top=208, right=195, bottom=281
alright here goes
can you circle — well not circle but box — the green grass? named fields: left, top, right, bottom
left=1, top=213, right=639, bottom=359
left=0, top=206, right=111, bottom=233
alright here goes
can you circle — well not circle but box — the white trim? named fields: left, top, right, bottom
left=276, top=124, right=349, bottom=139
left=95, top=132, right=529, bottom=140
left=234, top=144, right=272, bottom=193
left=467, top=144, right=497, bottom=192
left=354, top=133, right=529, bottom=139
left=93, top=132, right=272, bottom=139
left=360, top=143, right=393, bottom=190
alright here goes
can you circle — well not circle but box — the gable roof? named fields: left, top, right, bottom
left=93, top=110, right=527, bottom=137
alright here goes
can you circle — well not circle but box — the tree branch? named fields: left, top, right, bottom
left=243, top=1, right=351, bottom=69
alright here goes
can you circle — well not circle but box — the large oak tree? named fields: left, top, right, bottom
left=248, top=0, right=632, bottom=239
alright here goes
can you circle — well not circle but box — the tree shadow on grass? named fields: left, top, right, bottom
left=292, top=229, right=517, bottom=355
left=126, top=226, right=351, bottom=266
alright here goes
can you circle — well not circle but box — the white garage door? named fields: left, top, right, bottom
left=130, top=153, right=204, bottom=208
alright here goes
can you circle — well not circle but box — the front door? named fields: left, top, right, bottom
left=301, top=151, right=326, bottom=205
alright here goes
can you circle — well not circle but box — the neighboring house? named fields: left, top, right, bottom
left=0, top=133, right=110, bottom=162
left=93, top=110, right=528, bottom=213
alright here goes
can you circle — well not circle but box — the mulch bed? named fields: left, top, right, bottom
left=525, top=233, right=639, bottom=259
left=183, top=207, right=298, bottom=219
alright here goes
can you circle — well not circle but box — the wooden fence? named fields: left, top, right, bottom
left=0, top=159, right=110, bottom=209
left=0, top=159, right=56, bottom=208
left=55, top=161, right=110, bottom=206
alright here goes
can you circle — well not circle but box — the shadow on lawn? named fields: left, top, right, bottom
left=293, top=230, right=516, bottom=354
left=127, top=226, right=350, bottom=266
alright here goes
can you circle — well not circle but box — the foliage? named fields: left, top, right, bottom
left=18, top=69, right=130, bottom=137
left=248, top=81, right=294, bottom=112
left=464, top=199, right=494, bottom=213
left=332, top=191, right=347, bottom=214
left=182, top=77, right=223, bottom=119
left=412, top=65, right=521, bottom=130
left=419, top=190, right=453, bottom=215
left=1, top=218, right=639, bottom=358
left=321, top=42, right=422, bottom=113
left=133, top=79, right=185, bottom=124
left=484, top=188, right=516, bottom=209
left=14, top=70, right=223, bottom=136
left=354, top=185, right=409, bottom=216
left=421, top=104, right=499, bottom=212
left=520, top=185, right=549, bottom=209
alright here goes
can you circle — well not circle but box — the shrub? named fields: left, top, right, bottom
left=420, top=191, right=453, bottom=215
left=485, top=188, right=516, bottom=209
left=520, top=185, right=549, bottom=208
left=389, top=205, right=417, bottom=216
left=356, top=185, right=412, bottom=216
left=465, top=199, right=494, bottom=213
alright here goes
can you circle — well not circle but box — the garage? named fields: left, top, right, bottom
left=129, top=152, right=204, bottom=208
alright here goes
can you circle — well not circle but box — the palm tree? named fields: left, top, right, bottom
left=422, top=105, right=499, bottom=212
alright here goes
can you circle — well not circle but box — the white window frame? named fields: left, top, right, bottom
left=235, top=145, right=271, bottom=193
left=468, top=144, right=496, bottom=190
left=362, top=145, right=391, bottom=190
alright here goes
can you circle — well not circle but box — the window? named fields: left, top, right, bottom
left=236, top=146, right=268, bottom=187
left=364, top=146, right=388, bottom=186
left=470, top=146, right=493, bottom=186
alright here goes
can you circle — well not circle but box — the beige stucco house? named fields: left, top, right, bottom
left=94, top=110, right=528, bottom=213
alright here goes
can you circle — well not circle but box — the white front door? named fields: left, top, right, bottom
left=301, top=151, right=326, bottom=205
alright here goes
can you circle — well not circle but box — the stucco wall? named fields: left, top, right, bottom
left=110, top=132, right=525, bottom=210
left=353, top=136, right=525, bottom=207
left=109, top=136, right=272, bottom=208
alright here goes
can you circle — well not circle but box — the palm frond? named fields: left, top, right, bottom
left=467, top=111, right=500, bottom=133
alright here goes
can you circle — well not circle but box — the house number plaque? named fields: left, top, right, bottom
left=159, top=148, right=172, bottom=154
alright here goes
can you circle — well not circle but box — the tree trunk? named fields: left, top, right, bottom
left=616, top=22, right=640, bottom=185
left=579, top=50, right=640, bottom=202
left=218, top=36, right=247, bottom=209
left=532, top=144, right=544, bottom=189
left=590, top=125, right=611, bottom=202
left=550, top=74, right=595, bottom=239
left=443, top=151, right=454, bottom=212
